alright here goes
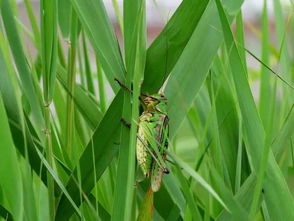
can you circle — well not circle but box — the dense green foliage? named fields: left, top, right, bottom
left=0, top=0, right=294, bottom=220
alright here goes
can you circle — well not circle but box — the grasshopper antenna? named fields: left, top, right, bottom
left=115, top=78, right=148, bottom=106
left=114, top=78, right=133, bottom=94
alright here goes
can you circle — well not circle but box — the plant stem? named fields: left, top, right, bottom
left=40, top=0, right=58, bottom=219
left=44, top=105, right=55, bottom=220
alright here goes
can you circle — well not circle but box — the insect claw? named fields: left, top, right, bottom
left=163, top=168, right=170, bottom=174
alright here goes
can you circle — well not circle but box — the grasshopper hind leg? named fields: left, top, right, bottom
left=151, top=167, right=164, bottom=192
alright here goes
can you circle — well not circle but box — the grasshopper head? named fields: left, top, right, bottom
left=142, top=94, right=167, bottom=112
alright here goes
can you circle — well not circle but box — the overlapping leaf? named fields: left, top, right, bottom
left=215, top=0, right=294, bottom=219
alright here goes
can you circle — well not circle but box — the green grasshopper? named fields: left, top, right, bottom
left=115, top=79, right=169, bottom=192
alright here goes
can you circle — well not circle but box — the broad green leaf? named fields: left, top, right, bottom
left=96, top=56, right=107, bottom=113
left=71, top=0, right=126, bottom=91
left=168, top=152, right=228, bottom=211
left=174, top=166, right=202, bottom=221
left=82, top=194, right=111, bottom=221
left=58, top=0, right=71, bottom=37
left=0, top=39, right=46, bottom=184
left=20, top=162, right=38, bottom=221
left=162, top=173, right=185, bottom=216
left=0, top=0, right=44, bottom=135
left=40, top=1, right=58, bottom=216
left=34, top=147, right=82, bottom=218
left=272, top=104, right=294, bottom=158
left=24, top=0, right=41, bottom=49
left=0, top=0, right=293, bottom=220
left=217, top=175, right=256, bottom=220
left=211, top=57, right=240, bottom=190
left=209, top=166, right=249, bottom=220
left=259, top=0, right=273, bottom=131
left=56, top=90, right=124, bottom=220
left=57, top=65, right=103, bottom=130
left=142, top=0, right=209, bottom=94
left=0, top=39, right=19, bottom=123
left=0, top=94, right=23, bottom=220
left=165, top=0, right=244, bottom=137
left=112, top=2, right=146, bottom=221
left=273, top=0, right=292, bottom=83
left=236, top=11, right=247, bottom=68
left=0, top=204, right=13, bottom=221
left=82, top=32, right=95, bottom=95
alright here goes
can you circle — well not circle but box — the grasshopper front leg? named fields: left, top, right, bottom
left=120, top=118, right=131, bottom=128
